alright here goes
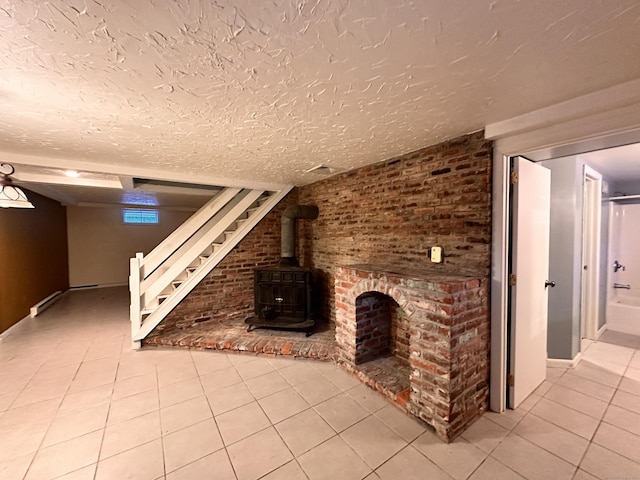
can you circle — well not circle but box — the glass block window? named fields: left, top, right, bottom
left=123, top=208, right=159, bottom=225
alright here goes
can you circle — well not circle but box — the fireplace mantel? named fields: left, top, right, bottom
left=334, top=264, right=490, bottom=441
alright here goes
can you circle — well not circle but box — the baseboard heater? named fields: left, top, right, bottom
left=30, top=291, right=63, bottom=318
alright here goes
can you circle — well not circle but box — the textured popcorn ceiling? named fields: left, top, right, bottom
left=1, top=0, right=640, bottom=187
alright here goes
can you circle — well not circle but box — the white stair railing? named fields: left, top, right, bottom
left=141, top=187, right=242, bottom=278
left=140, top=189, right=263, bottom=307
left=129, top=186, right=293, bottom=348
left=130, top=252, right=144, bottom=349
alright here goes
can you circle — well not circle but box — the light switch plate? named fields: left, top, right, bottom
left=431, top=246, right=442, bottom=263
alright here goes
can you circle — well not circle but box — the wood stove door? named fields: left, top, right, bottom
left=255, top=270, right=310, bottom=320
left=256, top=282, right=275, bottom=317
left=276, top=283, right=307, bottom=317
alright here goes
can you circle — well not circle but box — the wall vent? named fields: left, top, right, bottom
left=304, top=164, right=338, bottom=175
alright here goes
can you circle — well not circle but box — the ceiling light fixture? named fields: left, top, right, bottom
left=64, top=170, right=80, bottom=177
left=0, top=163, right=35, bottom=208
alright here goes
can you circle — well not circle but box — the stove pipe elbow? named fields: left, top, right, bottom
left=279, top=205, right=319, bottom=267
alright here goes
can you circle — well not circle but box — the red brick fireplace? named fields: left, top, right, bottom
left=334, top=264, right=489, bottom=442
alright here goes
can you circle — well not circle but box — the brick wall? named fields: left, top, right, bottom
left=298, top=130, right=492, bottom=325
left=158, top=130, right=490, bottom=330
left=160, top=192, right=299, bottom=327
left=335, top=265, right=490, bottom=441
left=390, top=305, right=411, bottom=364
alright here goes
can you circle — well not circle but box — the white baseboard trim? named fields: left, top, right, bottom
left=2, top=290, right=71, bottom=341
left=30, top=291, right=63, bottom=318
left=96, top=282, right=128, bottom=289
left=596, top=324, right=607, bottom=339
left=547, top=352, right=582, bottom=369
left=70, top=282, right=128, bottom=290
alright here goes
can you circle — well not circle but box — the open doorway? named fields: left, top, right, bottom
left=490, top=125, right=640, bottom=413
left=574, top=144, right=640, bottom=341
left=527, top=144, right=640, bottom=398
left=527, top=145, right=640, bottom=366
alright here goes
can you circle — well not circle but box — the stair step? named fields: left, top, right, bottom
left=141, top=308, right=155, bottom=317
left=248, top=194, right=270, bottom=210
left=213, top=231, right=234, bottom=245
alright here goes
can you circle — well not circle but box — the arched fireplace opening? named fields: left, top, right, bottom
left=353, top=291, right=411, bottom=402
left=355, top=292, right=410, bottom=366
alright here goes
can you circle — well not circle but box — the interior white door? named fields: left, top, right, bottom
left=508, top=156, right=551, bottom=409
left=581, top=167, right=602, bottom=342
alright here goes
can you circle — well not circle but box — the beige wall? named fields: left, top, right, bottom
left=0, top=189, right=69, bottom=333
left=67, top=206, right=193, bottom=287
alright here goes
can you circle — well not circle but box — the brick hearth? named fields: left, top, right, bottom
left=334, top=264, right=490, bottom=442
left=143, top=316, right=337, bottom=360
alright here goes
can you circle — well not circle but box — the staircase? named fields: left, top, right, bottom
left=129, top=186, right=292, bottom=348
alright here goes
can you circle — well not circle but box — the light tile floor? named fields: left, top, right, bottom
left=1, top=287, right=640, bottom=480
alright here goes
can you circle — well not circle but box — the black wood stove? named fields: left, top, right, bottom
left=244, top=204, right=319, bottom=336
left=244, top=268, right=315, bottom=336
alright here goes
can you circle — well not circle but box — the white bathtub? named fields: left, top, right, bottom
left=607, top=292, right=640, bottom=335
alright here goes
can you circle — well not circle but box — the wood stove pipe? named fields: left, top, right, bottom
left=279, top=205, right=319, bottom=267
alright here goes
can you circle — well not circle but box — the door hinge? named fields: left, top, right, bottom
left=507, top=374, right=515, bottom=387
left=510, top=171, right=518, bottom=184
left=509, top=274, right=517, bottom=286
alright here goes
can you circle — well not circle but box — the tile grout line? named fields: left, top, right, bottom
left=464, top=455, right=527, bottom=480
left=20, top=353, right=92, bottom=480
left=5, top=290, right=640, bottom=480
left=255, top=361, right=332, bottom=479
left=559, top=338, right=640, bottom=478
left=478, top=369, right=581, bottom=479
left=155, top=359, right=169, bottom=480
left=196, top=350, right=241, bottom=480
left=249, top=355, right=337, bottom=478
left=257, top=359, right=390, bottom=478
left=83, top=355, right=121, bottom=480
left=578, top=345, right=640, bottom=469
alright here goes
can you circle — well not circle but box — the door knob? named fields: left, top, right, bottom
left=613, top=260, right=626, bottom=272
left=545, top=280, right=556, bottom=288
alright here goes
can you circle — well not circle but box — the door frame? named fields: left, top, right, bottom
left=486, top=79, right=640, bottom=412
left=581, top=166, right=603, bottom=344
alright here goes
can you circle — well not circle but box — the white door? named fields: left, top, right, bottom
left=508, top=156, right=552, bottom=409
left=581, top=167, right=602, bottom=343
